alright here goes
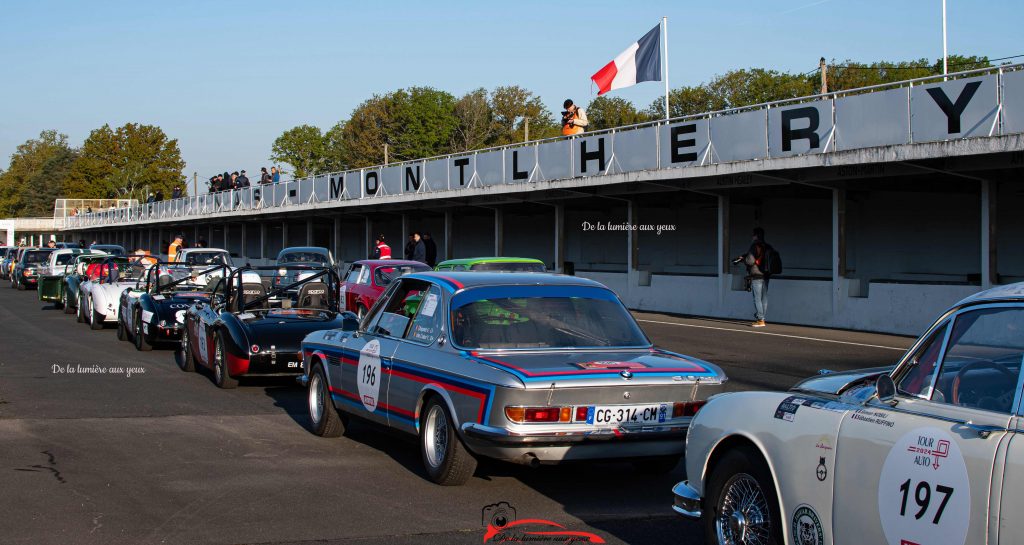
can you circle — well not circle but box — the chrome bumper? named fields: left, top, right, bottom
left=461, top=422, right=688, bottom=445
left=671, top=481, right=702, bottom=519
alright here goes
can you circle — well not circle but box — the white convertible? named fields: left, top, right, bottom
left=78, top=257, right=147, bottom=330
left=673, top=283, right=1024, bottom=545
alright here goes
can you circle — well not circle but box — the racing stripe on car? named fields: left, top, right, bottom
left=328, top=385, right=416, bottom=424
left=465, top=351, right=716, bottom=381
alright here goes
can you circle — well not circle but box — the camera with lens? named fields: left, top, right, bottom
left=561, top=110, right=574, bottom=126
left=481, top=501, right=517, bottom=529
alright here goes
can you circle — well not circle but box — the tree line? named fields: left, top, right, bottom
left=0, top=54, right=993, bottom=217
left=0, top=124, right=184, bottom=217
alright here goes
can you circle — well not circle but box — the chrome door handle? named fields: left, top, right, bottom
left=960, top=421, right=1005, bottom=439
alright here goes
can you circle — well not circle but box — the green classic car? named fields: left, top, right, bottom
left=39, top=252, right=108, bottom=313
left=433, top=256, right=546, bottom=272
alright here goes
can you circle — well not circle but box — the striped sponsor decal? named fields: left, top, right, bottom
left=464, top=349, right=716, bottom=381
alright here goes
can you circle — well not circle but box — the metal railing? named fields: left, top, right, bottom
left=66, top=63, right=1024, bottom=229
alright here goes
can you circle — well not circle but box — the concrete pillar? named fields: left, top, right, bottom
left=832, top=188, right=847, bottom=314
left=627, top=200, right=638, bottom=272
left=718, top=195, right=729, bottom=307
left=364, top=217, right=372, bottom=259
left=240, top=222, right=247, bottom=262
left=333, top=216, right=341, bottom=262
left=260, top=223, right=267, bottom=260
left=281, top=221, right=288, bottom=251
left=982, top=180, right=995, bottom=289
left=443, top=210, right=453, bottom=261
left=306, top=219, right=313, bottom=246
left=223, top=223, right=229, bottom=251
left=554, top=204, right=565, bottom=273
left=494, top=208, right=504, bottom=256
left=401, top=214, right=408, bottom=244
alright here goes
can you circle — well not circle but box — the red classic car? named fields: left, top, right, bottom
left=339, top=259, right=430, bottom=318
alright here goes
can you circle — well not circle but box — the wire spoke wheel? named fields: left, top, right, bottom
left=423, top=404, right=448, bottom=469
left=715, top=473, right=771, bottom=545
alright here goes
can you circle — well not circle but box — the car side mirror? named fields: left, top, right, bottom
left=874, top=374, right=897, bottom=406
left=340, top=311, right=359, bottom=332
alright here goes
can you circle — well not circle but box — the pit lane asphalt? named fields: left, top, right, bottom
left=0, top=286, right=913, bottom=545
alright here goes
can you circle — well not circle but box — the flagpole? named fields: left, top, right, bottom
left=662, top=16, right=669, bottom=121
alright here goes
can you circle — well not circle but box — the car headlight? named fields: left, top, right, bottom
left=278, top=268, right=287, bottom=276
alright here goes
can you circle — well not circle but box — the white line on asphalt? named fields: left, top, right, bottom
left=636, top=319, right=908, bottom=351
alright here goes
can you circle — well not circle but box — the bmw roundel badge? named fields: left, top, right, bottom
left=620, top=369, right=633, bottom=379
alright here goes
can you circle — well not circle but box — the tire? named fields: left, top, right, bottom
left=176, top=326, right=195, bottom=372
left=703, top=447, right=783, bottom=545
left=632, top=455, right=682, bottom=475
left=213, top=332, right=238, bottom=389
left=307, top=362, right=344, bottom=437
left=134, top=312, right=153, bottom=351
left=90, top=299, right=104, bottom=330
left=116, top=315, right=127, bottom=341
left=62, top=289, right=74, bottom=314
left=420, top=397, right=477, bottom=486
left=76, top=294, right=85, bottom=323
left=16, top=278, right=24, bottom=290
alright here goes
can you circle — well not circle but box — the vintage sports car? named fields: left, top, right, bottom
left=176, top=265, right=344, bottom=388
left=118, top=262, right=226, bottom=350
left=10, top=248, right=55, bottom=290
left=89, top=244, right=126, bottom=256
left=340, top=259, right=431, bottom=318
left=55, top=253, right=110, bottom=315
left=671, top=283, right=1024, bottom=545
left=37, top=248, right=104, bottom=307
left=273, top=246, right=336, bottom=289
left=301, top=272, right=727, bottom=485
left=435, top=257, right=546, bottom=272
left=78, top=256, right=146, bottom=330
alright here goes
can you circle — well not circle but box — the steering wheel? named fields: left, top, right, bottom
left=951, top=360, right=1018, bottom=407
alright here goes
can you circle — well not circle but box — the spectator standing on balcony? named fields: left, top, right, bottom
left=146, top=193, right=155, bottom=204
left=237, top=170, right=250, bottom=187
left=271, top=166, right=281, bottom=184
left=155, top=190, right=164, bottom=201
left=260, top=167, right=272, bottom=184
left=423, top=232, right=437, bottom=267
left=222, top=172, right=232, bottom=191
left=561, top=99, right=588, bottom=136
left=172, top=185, right=182, bottom=199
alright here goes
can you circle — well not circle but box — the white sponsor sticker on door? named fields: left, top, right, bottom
left=421, top=293, right=438, bottom=317
left=877, top=427, right=971, bottom=545
left=357, top=340, right=382, bottom=412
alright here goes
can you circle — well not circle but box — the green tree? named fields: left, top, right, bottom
left=65, top=123, right=184, bottom=201
left=270, top=124, right=326, bottom=178
left=451, top=88, right=494, bottom=152
left=490, top=85, right=558, bottom=144
left=322, top=121, right=348, bottom=173
left=586, top=96, right=651, bottom=130
left=826, top=55, right=991, bottom=93
left=339, top=94, right=393, bottom=168
left=646, top=84, right=728, bottom=119
left=0, top=130, right=78, bottom=217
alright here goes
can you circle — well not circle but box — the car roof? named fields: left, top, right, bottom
left=278, top=246, right=329, bottom=255
left=354, top=259, right=429, bottom=267
left=406, top=271, right=606, bottom=290
left=182, top=248, right=227, bottom=253
left=436, top=256, right=544, bottom=266
left=956, top=282, right=1024, bottom=307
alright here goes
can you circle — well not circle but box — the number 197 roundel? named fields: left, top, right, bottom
left=672, top=282, right=1024, bottom=545
left=300, top=271, right=727, bottom=486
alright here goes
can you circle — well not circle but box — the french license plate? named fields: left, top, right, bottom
left=586, top=404, right=668, bottom=425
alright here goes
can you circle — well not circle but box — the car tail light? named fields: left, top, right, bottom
left=251, top=344, right=260, bottom=353
left=672, top=401, right=706, bottom=418
left=505, top=406, right=573, bottom=424
left=575, top=407, right=589, bottom=421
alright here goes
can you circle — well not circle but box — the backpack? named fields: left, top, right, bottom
left=763, top=243, right=783, bottom=276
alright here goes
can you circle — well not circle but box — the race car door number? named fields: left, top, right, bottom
left=587, top=404, right=668, bottom=425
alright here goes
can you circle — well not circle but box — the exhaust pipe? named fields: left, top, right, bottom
left=519, top=453, right=540, bottom=468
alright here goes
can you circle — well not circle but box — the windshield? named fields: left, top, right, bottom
left=470, top=261, right=545, bottom=272
left=184, top=252, right=229, bottom=265
left=279, top=252, right=329, bottom=266
left=376, top=264, right=431, bottom=286
left=92, top=246, right=125, bottom=256
left=55, top=253, right=78, bottom=265
left=25, top=251, right=51, bottom=265
left=450, top=286, right=649, bottom=349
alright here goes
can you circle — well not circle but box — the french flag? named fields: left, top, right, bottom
left=591, top=24, right=662, bottom=96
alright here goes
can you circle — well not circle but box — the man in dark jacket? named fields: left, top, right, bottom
left=260, top=167, right=272, bottom=184
left=237, top=170, right=250, bottom=187
left=404, top=234, right=415, bottom=260
left=411, top=232, right=426, bottom=264
left=733, top=227, right=770, bottom=328
left=423, top=232, right=437, bottom=268
left=171, top=185, right=182, bottom=199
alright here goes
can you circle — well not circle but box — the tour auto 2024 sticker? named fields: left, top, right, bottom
left=357, top=340, right=382, bottom=412
left=877, top=427, right=970, bottom=545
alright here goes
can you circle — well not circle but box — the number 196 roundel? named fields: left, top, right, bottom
left=358, top=339, right=381, bottom=412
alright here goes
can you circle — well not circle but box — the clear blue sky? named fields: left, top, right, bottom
left=2, top=0, right=1021, bottom=187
